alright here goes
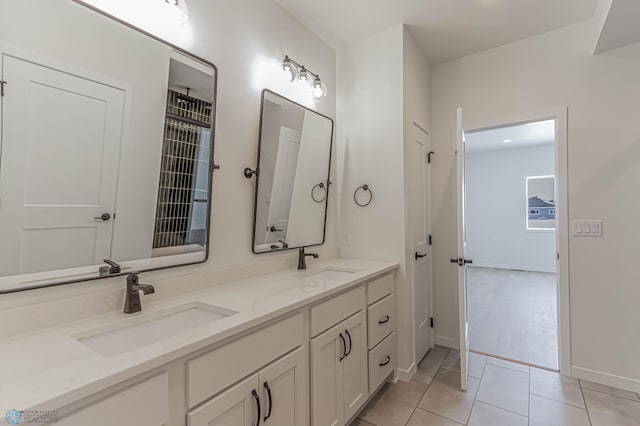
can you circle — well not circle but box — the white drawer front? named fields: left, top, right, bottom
left=311, top=285, right=365, bottom=337
left=366, top=273, right=394, bottom=305
left=367, top=294, right=394, bottom=349
left=187, top=313, right=304, bottom=408
left=368, top=332, right=396, bottom=394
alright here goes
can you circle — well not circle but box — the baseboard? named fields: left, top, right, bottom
left=396, top=362, right=416, bottom=382
left=470, top=262, right=556, bottom=274
left=435, top=335, right=459, bottom=349
left=572, top=366, right=640, bottom=393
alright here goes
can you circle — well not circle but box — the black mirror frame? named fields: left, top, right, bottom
left=0, top=1, right=219, bottom=294
left=250, top=89, right=334, bottom=255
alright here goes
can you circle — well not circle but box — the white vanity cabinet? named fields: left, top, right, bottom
left=310, top=288, right=368, bottom=426
left=188, top=348, right=306, bottom=426
left=186, top=313, right=307, bottom=426
left=365, top=273, right=397, bottom=394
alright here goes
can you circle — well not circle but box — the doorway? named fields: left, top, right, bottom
left=464, top=119, right=559, bottom=371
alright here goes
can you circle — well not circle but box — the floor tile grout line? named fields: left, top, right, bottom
left=578, top=378, right=594, bottom=426
left=580, top=383, right=640, bottom=402
left=402, top=347, right=448, bottom=426
left=528, top=391, right=587, bottom=409
left=417, top=406, right=466, bottom=425
left=473, top=399, right=530, bottom=419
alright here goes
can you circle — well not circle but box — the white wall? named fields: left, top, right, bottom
left=337, top=25, right=430, bottom=377
left=430, top=18, right=640, bottom=390
left=337, top=25, right=410, bottom=371
left=0, top=0, right=337, bottom=321
left=466, top=144, right=556, bottom=272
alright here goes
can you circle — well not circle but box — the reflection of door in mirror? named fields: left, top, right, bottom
left=265, top=127, right=301, bottom=244
left=286, top=111, right=332, bottom=247
left=0, top=55, right=124, bottom=275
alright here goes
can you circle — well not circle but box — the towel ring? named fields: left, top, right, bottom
left=354, top=184, right=373, bottom=207
left=311, top=182, right=327, bottom=203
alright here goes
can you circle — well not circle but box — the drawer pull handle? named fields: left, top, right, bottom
left=345, top=329, right=352, bottom=357
left=378, top=315, right=390, bottom=324
left=379, top=355, right=391, bottom=367
left=252, top=389, right=261, bottom=426
left=339, top=333, right=347, bottom=361
left=263, top=382, right=272, bottom=421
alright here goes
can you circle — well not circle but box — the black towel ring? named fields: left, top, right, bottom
left=354, top=184, right=373, bottom=207
left=311, top=182, right=327, bottom=203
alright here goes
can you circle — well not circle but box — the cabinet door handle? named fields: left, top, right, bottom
left=345, top=329, right=352, bottom=357
left=339, top=333, right=346, bottom=361
left=252, top=389, right=261, bottom=426
left=263, top=382, right=272, bottom=422
left=379, top=355, right=391, bottom=367
left=378, top=315, right=390, bottom=324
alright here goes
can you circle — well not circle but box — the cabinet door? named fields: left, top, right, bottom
left=188, top=375, right=260, bottom=426
left=310, top=327, right=343, bottom=426
left=260, top=347, right=307, bottom=426
left=341, top=310, right=368, bottom=421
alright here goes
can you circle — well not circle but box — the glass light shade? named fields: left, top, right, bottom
left=312, top=79, right=328, bottom=101
left=282, top=57, right=297, bottom=82
left=297, top=66, right=310, bottom=83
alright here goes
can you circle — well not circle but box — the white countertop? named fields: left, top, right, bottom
left=0, top=259, right=397, bottom=413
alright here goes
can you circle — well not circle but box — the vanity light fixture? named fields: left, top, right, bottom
left=165, top=0, right=189, bottom=26
left=281, top=55, right=328, bottom=101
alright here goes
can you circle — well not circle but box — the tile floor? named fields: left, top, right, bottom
left=467, top=267, right=558, bottom=370
left=352, top=346, right=640, bottom=426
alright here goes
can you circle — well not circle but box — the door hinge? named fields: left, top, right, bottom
left=430, top=317, right=434, bottom=328
left=0, top=80, right=6, bottom=97
left=428, top=235, right=433, bottom=246
left=427, top=151, right=435, bottom=163
left=557, top=253, right=560, bottom=260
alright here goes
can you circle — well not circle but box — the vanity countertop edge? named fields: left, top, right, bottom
left=0, top=258, right=398, bottom=412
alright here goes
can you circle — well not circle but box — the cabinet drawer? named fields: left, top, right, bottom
left=187, top=313, right=303, bottom=409
left=58, top=373, right=169, bottom=426
left=366, top=273, right=394, bottom=305
left=367, top=294, right=394, bottom=349
left=368, top=332, right=396, bottom=394
left=311, top=286, right=365, bottom=337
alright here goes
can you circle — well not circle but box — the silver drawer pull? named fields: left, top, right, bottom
left=379, top=355, right=391, bottom=367
left=378, top=315, right=390, bottom=325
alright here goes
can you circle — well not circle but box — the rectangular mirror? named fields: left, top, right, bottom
left=0, top=1, right=217, bottom=293
left=252, top=90, right=333, bottom=254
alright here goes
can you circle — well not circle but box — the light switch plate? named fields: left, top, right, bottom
left=572, top=220, right=603, bottom=237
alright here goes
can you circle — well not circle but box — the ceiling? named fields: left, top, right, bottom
left=465, top=119, right=555, bottom=153
left=273, top=0, right=599, bottom=64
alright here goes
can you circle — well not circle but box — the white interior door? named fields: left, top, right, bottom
left=265, top=126, right=300, bottom=243
left=454, top=107, right=471, bottom=390
left=0, top=55, right=124, bottom=276
left=410, top=124, right=432, bottom=364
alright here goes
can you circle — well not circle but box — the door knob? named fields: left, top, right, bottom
left=415, top=252, right=427, bottom=260
left=450, top=258, right=473, bottom=266
left=269, top=225, right=283, bottom=232
left=94, top=213, right=111, bottom=221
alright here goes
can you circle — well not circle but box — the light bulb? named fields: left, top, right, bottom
left=297, top=66, right=309, bottom=82
left=177, top=0, right=189, bottom=26
left=282, top=56, right=297, bottom=82
left=312, top=78, right=328, bottom=101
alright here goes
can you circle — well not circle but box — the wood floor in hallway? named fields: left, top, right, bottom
left=467, top=266, right=558, bottom=370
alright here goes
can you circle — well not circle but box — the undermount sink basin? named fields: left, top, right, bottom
left=296, top=267, right=360, bottom=282
left=74, top=302, right=237, bottom=358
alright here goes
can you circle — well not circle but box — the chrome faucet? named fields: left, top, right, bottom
left=124, top=273, right=155, bottom=314
left=297, top=247, right=319, bottom=270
